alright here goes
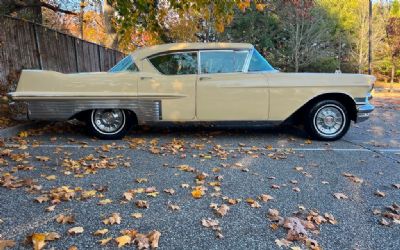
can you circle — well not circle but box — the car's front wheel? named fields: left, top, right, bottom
left=87, top=109, right=132, bottom=139
left=305, top=100, right=350, bottom=141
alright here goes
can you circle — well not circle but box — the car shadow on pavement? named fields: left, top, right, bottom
left=10, top=120, right=310, bottom=141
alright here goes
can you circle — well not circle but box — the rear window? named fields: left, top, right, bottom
left=109, top=55, right=139, bottom=72
left=200, top=50, right=248, bottom=74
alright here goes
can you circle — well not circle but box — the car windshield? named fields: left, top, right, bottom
left=109, top=55, right=139, bottom=72
left=248, top=49, right=276, bottom=72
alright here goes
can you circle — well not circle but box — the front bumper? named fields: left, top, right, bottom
left=355, top=93, right=374, bottom=123
left=8, top=100, right=29, bottom=121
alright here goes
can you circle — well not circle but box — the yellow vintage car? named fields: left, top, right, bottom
left=8, top=43, right=375, bottom=140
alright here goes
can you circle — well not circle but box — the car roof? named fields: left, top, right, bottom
left=131, top=43, right=254, bottom=60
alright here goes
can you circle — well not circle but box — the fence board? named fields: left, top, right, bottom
left=0, top=15, right=125, bottom=93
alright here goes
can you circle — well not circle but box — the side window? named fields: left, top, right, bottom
left=200, top=51, right=248, bottom=74
left=109, top=55, right=139, bottom=72
left=149, top=52, right=198, bottom=75
left=248, top=50, right=275, bottom=72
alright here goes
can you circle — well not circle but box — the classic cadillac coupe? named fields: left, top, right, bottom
left=8, top=43, right=375, bottom=140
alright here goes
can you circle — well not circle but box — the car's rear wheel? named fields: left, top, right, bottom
left=87, top=109, right=132, bottom=139
left=305, top=100, right=350, bottom=141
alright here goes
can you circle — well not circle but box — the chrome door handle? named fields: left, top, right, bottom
left=140, top=76, right=153, bottom=80
left=199, top=76, right=211, bottom=81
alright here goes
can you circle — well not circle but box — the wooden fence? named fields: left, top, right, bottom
left=0, top=15, right=125, bottom=93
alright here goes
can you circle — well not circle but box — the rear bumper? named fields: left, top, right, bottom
left=8, top=100, right=29, bottom=121
left=355, top=93, right=374, bottom=123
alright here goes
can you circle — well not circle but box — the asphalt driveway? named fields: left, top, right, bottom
left=0, top=97, right=399, bottom=250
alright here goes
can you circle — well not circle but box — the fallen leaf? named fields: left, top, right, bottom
left=0, top=240, right=15, bottom=250
left=35, top=195, right=49, bottom=203
left=268, top=208, right=281, bottom=221
left=36, top=156, right=50, bottom=162
left=56, top=214, right=75, bottom=224
left=136, top=178, right=148, bottom=183
left=123, top=192, right=134, bottom=201
left=306, top=239, right=320, bottom=250
left=81, top=190, right=97, bottom=199
left=271, top=184, right=281, bottom=189
left=98, top=237, right=112, bottom=246
left=98, top=199, right=112, bottom=205
left=31, top=233, right=46, bottom=250
left=136, top=200, right=149, bottom=209
left=131, top=213, right=143, bottom=219
left=294, top=166, right=303, bottom=171
left=201, top=218, right=219, bottom=228
left=214, top=204, right=230, bottom=217
left=164, top=188, right=175, bottom=195
left=147, top=230, right=161, bottom=249
left=94, top=229, right=109, bottom=236
left=45, top=175, right=57, bottom=181
left=135, top=233, right=149, bottom=249
left=168, top=204, right=181, bottom=211
left=342, top=173, right=364, bottom=184
left=68, top=227, right=84, bottom=235
left=275, top=238, right=292, bottom=248
left=372, top=209, right=381, bottom=215
left=181, top=183, right=189, bottom=188
left=333, top=193, right=348, bottom=200
left=103, top=213, right=121, bottom=225
left=375, top=190, right=386, bottom=197
left=191, top=187, right=205, bottom=199
left=45, top=205, right=56, bottom=212
left=115, top=235, right=131, bottom=248
left=380, top=218, right=390, bottom=226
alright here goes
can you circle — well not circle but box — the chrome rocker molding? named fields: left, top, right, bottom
left=9, top=100, right=162, bottom=124
left=355, top=93, right=374, bottom=123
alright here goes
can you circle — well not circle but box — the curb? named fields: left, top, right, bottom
left=0, top=122, right=39, bottom=138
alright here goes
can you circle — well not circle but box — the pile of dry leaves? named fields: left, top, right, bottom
left=268, top=207, right=337, bottom=249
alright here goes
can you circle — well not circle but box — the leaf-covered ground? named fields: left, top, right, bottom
left=0, top=97, right=399, bottom=250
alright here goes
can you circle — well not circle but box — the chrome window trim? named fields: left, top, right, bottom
left=243, top=48, right=254, bottom=73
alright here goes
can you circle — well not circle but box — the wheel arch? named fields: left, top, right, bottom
left=71, top=108, right=138, bottom=125
left=287, top=92, right=357, bottom=124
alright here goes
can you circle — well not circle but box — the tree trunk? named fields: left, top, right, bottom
left=358, top=16, right=365, bottom=74
left=103, top=1, right=118, bottom=49
left=29, top=0, right=42, bottom=23
left=80, top=0, right=84, bottom=39
left=294, top=18, right=300, bottom=72
left=390, top=63, right=395, bottom=92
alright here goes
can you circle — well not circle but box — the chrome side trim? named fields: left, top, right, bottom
left=26, top=100, right=161, bottom=124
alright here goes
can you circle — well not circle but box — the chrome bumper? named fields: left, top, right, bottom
left=8, top=101, right=29, bottom=121
left=355, top=93, right=374, bottom=123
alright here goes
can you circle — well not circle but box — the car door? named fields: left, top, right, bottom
left=138, top=51, right=198, bottom=121
left=196, top=50, right=269, bottom=121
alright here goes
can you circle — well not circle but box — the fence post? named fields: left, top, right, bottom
left=33, top=24, right=42, bottom=70
left=97, top=45, right=102, bottom=72
left=74, top=40, right=79, bottom=73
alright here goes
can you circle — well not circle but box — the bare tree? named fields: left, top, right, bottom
left=278, top=0, right=334, bottom=72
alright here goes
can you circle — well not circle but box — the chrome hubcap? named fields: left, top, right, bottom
left=314, top=105, right=345, bottom=136
left=92, top=109, right=125, bottom=134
